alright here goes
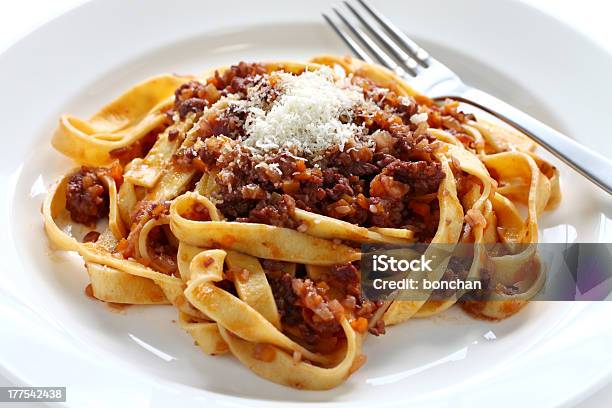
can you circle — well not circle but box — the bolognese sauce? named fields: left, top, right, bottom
left=64, top=62, right=475, bottom=348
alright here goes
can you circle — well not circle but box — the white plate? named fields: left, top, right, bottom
left=1, top=0, right=611, bottom=406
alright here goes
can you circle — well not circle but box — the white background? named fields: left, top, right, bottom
left=0, top=0, right=611, bottom=406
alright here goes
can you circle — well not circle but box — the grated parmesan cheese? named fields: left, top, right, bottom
left=410, top=112, right=428, bottom=125
left=238, top=67, right=367, bottom=158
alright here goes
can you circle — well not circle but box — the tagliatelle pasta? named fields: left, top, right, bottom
left=43, top=56, right=560, bottom=390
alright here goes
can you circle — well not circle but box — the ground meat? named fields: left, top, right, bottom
left=382, top=160, right=443, bottom=196
left=65, top=166, right=109, bottom=226
left=237, top=193, right=299, bottom=229
left=209, top=62, right=267, bottom=96
left=173, top=81, right=221, bottom=118
left=206, top=106, right=247, bottom=140
left=327, top=263, right=384, bottom=324
left=269, top=274, right=326, bottom=346
left=269, top=274, right=301, bottom=325
left=292, top=278, right=344, bottom=339
left=178, top=98, right=208, bottom=118
left=82, top=231, right=101, bottom=243
left=261, top=259, right=290, bottom=272
left=261, top=259, right=292, bottom=279
left=269, top=274, right=344, bottom=346
left=145, top=226, right=178, bottom=275
left=329, top=263, right=361, bottom=298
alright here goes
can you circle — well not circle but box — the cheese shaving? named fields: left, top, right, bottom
left=238, top=67, right=367, bottom=157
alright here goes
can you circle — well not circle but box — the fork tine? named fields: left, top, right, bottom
left=323, top=13, right=374, bottom=64
left=331, top=7, right=413, bottom=76
left=356, top=0, right=430, bottom=65
left=343, top=1, right=419, bottom=73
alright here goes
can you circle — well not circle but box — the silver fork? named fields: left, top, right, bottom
left=324, top=0, right=612, bottom=195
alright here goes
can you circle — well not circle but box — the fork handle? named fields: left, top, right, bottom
left=442, top=88, right=612, bottom=195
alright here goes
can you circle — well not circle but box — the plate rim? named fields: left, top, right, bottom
left=1, top=0, right=612, bottom=406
